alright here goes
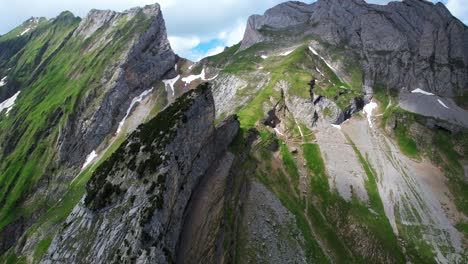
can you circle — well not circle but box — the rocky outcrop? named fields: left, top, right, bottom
left=211, top=73, right=248, bottom=117
left=239, top=1, right=313, bottom=51
left=239, top=0, right=468, bottom=97
left=282, top=79, right=352, bottom=127
left=211, top=72, right=270, bottom=119
left=314, top=95, right=345, bottom=125
left=41, top=84, right=240, bottom=263
left=58, top=4, right=177, bottom=167
left=282, top=81, right=318, bottom=128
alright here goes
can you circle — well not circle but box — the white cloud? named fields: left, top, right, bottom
left=202, top=46, right=226, bottom=59
left=446, top=0, right=468, bottom=23
left=218, top=19, right=247, bottom=47
left=167, top=35, right=200, bottom=56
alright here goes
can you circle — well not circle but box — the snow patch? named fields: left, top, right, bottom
left=181, top=68, right=217, bottom=84
left=411, top=88, right=434, bottom=96
left=315, top=67, right=324, bottom=76
left=363, top=100, right=378, bottom=128
left=261, top=55, right=268, bottom=59
left=20, top=27, right=32, bottom=36
left=274, top=127, right=284, bottom=136
left=163, top=75, right=180, bottom=98
left=182, top=68, right=206, bottom=83
left=206, top=74, right=218, bottom=81
left=331, top=124, right=341, bottom=130
left=437, top=99, right=449, bottom=109
left=116, top=87, right=154, bottom=134
left=280, top=49, right=294, bottom=56
left=0, top=76, right=7, bottom=87
left=0, top=91, right=20, bottom=116
left=17, top=18, right=40, bottom=37
left=82, top=150, right=97, bottom=169
left=309, top=46, right=338, bottom=72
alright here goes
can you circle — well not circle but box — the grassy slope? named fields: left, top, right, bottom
left=207, top=40, right=408, bottom=262
left=0, top=10, right=154, bottom=235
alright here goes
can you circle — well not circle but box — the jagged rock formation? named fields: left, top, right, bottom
left=41, top=84, right=240, bottom=263
left=58, top=4, right=176, bottom=167
left=240, top=0, right=468, bottom=97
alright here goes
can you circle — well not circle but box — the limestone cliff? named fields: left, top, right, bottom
left=41, top=84, right=240, bottom=263
left=239, top=0, right=468, bottom=97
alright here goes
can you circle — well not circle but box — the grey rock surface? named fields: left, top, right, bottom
left=283, top=80, right=318, bottom=128
left=239, top=0, right=468, bottom=97
left=315, top=95, right=345, bottom=125
left=211, top=71, right=270, bottom=118
left=176, top=152, right=235, bottom=264
left=41, top=85, right=240, bottom=263
left=399, top=90, right=468, bottom=128
left=237, top=180, right=307, bottom=264
left=58, top=4, right=177, bottom=168
left=211, top=73, right=248, bottom=117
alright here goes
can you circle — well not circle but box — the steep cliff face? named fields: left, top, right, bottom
left=239, top=0, right=468, bottom=97
left=57, top=4, right=176, bottom=167
left=0, top=4, right=176, bottom=260
left=41, top=84, right=239, bottom=263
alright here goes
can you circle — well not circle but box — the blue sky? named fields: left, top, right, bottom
left=0, top=0, right=466, bottom=61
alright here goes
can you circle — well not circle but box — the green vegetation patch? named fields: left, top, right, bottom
left=279, top=142, right=300, bottom=187
left=394, top=122, right=420, bottom=159
left=0, top=9, right=157, bottom=231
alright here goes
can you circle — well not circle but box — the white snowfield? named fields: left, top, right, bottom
left=280, top=49, right=294, bottom=56
left=182, top=69, right=205, bottom=83
left=116, top=87, right=154, bottom=134
left=437, top=99, right=450, bottom=109
left=331, top=124, right=341, bottom=130
left=0, top=91, right=21, bottom=116
left=363, top=100, right=377, bottom=128
left=273, top=127, right=284, bottom=136
left=411, top=88, right=435, bottom=96
left=81, top=150, right=97, bottom=169
left=163, top=75, right=180, bottom=98
left=181, top=68, right=218, bottom=84
left=309, top=46, right=338, bottom=73
left=0, top=76, right=7, bottom=87
left=315, top=67, right=324, bottom=77
left=17, top=18, right=40, bottom=37
left=19, top=27, right=32, bottom=36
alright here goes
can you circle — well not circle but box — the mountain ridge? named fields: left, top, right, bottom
left=239, top=0, right=467, bottom=97
left=0, top=4, right=177, bottom=261
left=0, top=1, right=467, bottom=263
